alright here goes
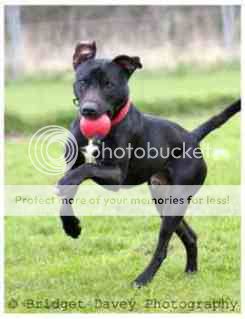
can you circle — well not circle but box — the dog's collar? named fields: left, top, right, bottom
left=111, top=99, right=131, bottom=127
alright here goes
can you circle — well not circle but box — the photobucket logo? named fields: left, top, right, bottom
left=28, top=125, right=78, bottom=175
left=94, top=141, right=203, bottom=160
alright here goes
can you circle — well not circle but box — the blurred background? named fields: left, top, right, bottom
left=4, top=5, right=240, bottom=136
left=5, top=5, right=240, bottom=77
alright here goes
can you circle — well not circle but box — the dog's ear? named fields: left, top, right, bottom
left=73, top=41, right=96, bottom=70
left=113, top=55, right=142, bottom=77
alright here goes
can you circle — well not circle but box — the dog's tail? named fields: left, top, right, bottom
left=192, top=99, right=241, bottom=142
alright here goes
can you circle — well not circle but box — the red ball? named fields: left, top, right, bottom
left=80, top=114, right=111, bottom=139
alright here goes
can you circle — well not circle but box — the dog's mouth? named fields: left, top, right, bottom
left=80, top=110, right=112, bottom=120
left=79, top=101, right=113, bottom=119
left=106, top=110, right=113, bottom=119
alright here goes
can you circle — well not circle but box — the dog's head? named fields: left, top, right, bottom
left=72, top=41, right=142, bottom=118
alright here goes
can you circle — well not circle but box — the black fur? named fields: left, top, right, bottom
left=56, top=47, right=240, bottom=287
left=192, top=99, right=241, bottom=141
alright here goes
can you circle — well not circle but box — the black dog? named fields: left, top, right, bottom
left=56, top=41, right=241, bottom=287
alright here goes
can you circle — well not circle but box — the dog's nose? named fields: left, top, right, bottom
left=81, top=102, right=99, bottom=117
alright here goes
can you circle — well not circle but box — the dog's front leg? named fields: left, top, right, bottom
left=57, top=163, right=123, bottom=196
left=60, top=185, right=82, bottom=238
left=57, top=164, right=123, bottom=237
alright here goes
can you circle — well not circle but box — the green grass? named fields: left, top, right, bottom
left=5, top=114, right=240, bottom=313
left=5, top=66, right=240, bottom=134
left=5, top=66, right=240, bottom=313
left=5, top=216, right=240, bottom=313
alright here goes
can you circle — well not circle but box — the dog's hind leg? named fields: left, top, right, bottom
left=133, top=174, right=187, bottom=287
left=176, top=219, right=198, bottom=273
left=133, top=203, right=186, bottom=288
left=149, top=174, right=198, bottom=274
left=133, top=156, right=206, bottom=287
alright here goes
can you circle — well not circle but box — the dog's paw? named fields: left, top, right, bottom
left=62, top=216, right=81, bottom=239
left=185, top=265, right=197, bottom=274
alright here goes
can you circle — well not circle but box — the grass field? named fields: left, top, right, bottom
left=5, top=64, right=240, bottom=134
left=5, top=66, right=241, bottom=313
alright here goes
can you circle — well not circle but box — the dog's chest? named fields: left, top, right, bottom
left=80, top=139, right=99, bottom=164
